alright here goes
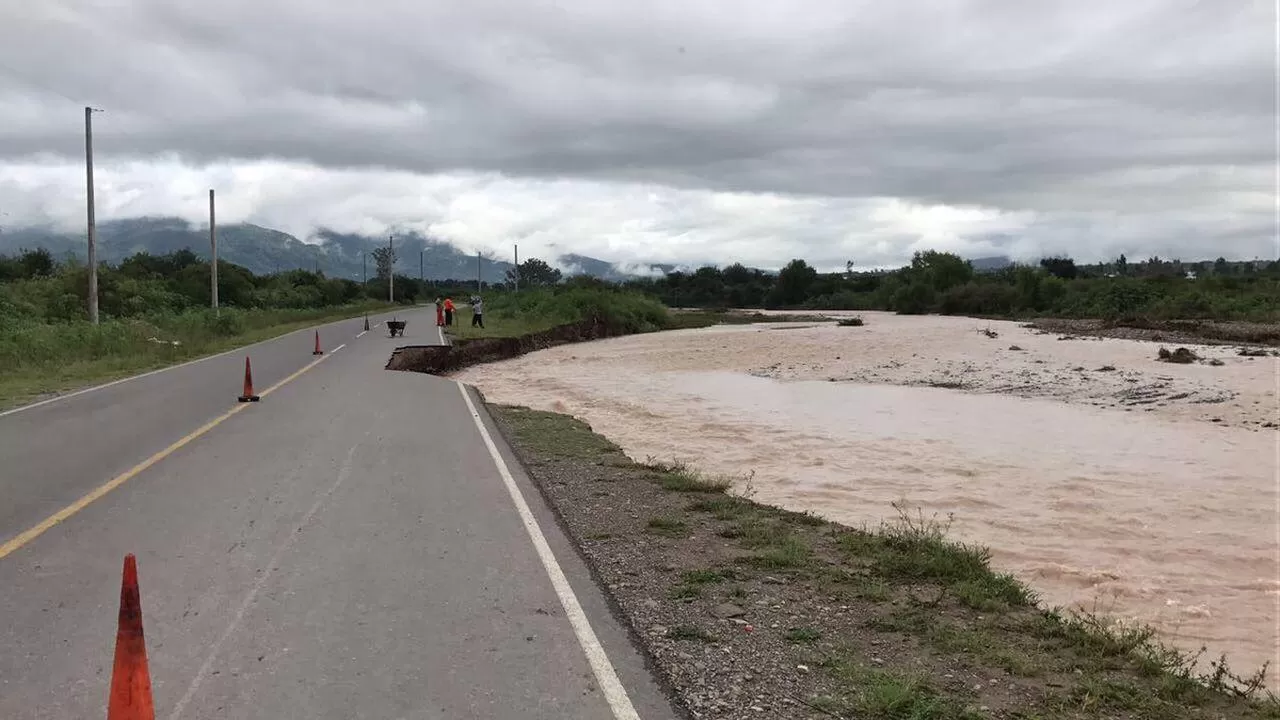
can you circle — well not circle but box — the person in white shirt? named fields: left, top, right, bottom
left=470, top=295, right=485, bottom=328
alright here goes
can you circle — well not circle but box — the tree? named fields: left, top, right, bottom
left=767, top=259, right=818, bottom=307
left=1115, top=254, right=1128, bottom=276
left=506, top=258, right=562, bottom=287
left=371, top=246, right=397, bottom=280
left=1213, top=257, right=1229, bottom=275
left=1039, top=255, right=1078, bottom=280
left=721, top=262, right=752, bottom=286
left=19, top=248, right=55, bottom=278
left=906, top=250, right=973, bottom=293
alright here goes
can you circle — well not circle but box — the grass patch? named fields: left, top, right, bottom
left=670, top=625, right=716, bottom=643
left=668, top=583, right=703, bottom=600
left=494, top=406, right=623, bottom=460
left=645, top=516, right=689, bottom=537
left=817, top=659, right=985, bottom=720
left=0, top=302, right=391, bottom=410
left=722, top=514, right=815, bottom=569
left=686, top=495, right=751, bottom=519
left=928, top=621, right=1042, bottom=677
left=816, top=566, right=894, bottom=601
left=443, top=286, right=669, bottom=340
left=786, top=627, right=822, bottom=644
left=647, top=461, right=733, bottom=493
left=1025, top=610, right=1278, bottom=705
left=680, top=568, right=730, bottom=585
left=736, top=535, right=813, bottom=569
left=838, top=503, right=1037, bottom=610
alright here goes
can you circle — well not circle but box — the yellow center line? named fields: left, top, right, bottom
left=0, top=349, right=340, bottom=561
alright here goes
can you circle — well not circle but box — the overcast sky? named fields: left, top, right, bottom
left=0, top=0, right=1273, bottom=271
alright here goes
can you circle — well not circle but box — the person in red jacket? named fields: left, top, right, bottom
left=434, top=297, right=444, bottom=327
left=443, top=297, right=456, bottom=326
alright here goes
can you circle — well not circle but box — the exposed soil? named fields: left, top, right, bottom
left=1026, top=318, right=1280, bottom=347
left=487, top=405, right=1279, bottom=720
left=385, top=316, right=626, bottom=374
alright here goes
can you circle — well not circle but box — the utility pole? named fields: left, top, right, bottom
left=388, top=235, right=394, bottom=303
left=476, top=250, right=482, bottom=292
left=419, top=249, right=424, bottom=284
left=362, top=252, right=367, bottom=285
left=514, top=244, right=519, bottom=291
left=209, top=189, right=218, bottom=313
left=85, top=106, right=102, bottom=324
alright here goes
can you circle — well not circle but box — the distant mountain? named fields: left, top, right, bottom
left=968, top=255, right=1013, bottom=272
left=557, top=253, right=617, bottom=279
left=0, top=218, right=639, bottom=283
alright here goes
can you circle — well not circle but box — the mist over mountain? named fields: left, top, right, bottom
left=0, top=218, right=652, bottom=282
left=0, top=218, right=1031, bottom=282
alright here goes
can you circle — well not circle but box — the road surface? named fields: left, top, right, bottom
left=0, top=307, right=680, bottom=719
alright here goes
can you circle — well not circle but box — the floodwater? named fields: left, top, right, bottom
left=455, top=312, right=1279, bottom=686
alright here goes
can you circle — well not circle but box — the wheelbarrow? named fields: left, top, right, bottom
left=387, top=319, right=407, bottom=338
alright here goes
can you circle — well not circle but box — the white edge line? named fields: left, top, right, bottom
left=356, top=330, right=368, bottom=338
left=438, top=325, right=446, bottom=345
left=0, top=314, right=373, bottom=419
left=456, top=382, right=640, bottom=720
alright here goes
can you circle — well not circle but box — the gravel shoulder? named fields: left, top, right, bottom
left=486, top=404, right=1279, bottom=720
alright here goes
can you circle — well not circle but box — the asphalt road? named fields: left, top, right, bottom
left=0, top=309, right=679, bottom=718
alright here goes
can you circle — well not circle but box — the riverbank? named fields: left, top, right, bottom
left=396, top=291, right=811, bottom=374
left=452, top=312, right=1277, bottom=693
left=488, top=404, right=1278, bottom=719
left=0, top=302, right=392, bottom=410
left=1025, top=317, right=1280, bottom=347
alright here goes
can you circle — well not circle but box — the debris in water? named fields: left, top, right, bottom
left=1157, top=347, right=1199, bottom=364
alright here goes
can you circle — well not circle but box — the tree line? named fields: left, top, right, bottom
left=4, top=246, right=1278, bottom=326
left=0, top=247, right=498, bottom=326
left=618, top=252, right=1280, bottom=322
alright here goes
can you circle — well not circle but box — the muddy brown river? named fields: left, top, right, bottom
left=455, top=312, right=1279, bottom=687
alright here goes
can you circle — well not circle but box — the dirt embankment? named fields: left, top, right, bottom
left=386, top=316, right=626, bottom=374
left=1026, top=317, right=1280, bottom=347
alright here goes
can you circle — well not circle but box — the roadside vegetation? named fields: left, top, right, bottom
left=443, top=279, right=832, bottom=342
left=0, top=248, right=408, bottom=408
left=442, top=279, right=671, bottom=341
left=493, top=405, right=1280, bottom=719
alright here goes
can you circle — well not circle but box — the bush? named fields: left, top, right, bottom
left=484, top=286, right=669, bottom=334
left=891, top=282, right=936, bottom=315
left=938, top=282, right=1019, bottom=316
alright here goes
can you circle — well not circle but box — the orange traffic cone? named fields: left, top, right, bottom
left=107, top=554, right=155, bottom=720
left=238, top=356, right=260, bottom=402
left=312, top=330, right=324, bottom=355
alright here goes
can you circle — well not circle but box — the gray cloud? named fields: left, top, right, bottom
left=0, top=0, right=1274, bottom=268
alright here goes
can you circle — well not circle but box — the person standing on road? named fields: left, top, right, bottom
left=470, top=295, right=484, bottom=329
left=434, top=297, right=444, bottom=327
left=444, top=297, right=455, bottom=326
